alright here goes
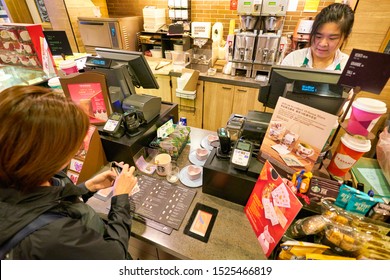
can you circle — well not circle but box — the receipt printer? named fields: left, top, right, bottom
left=122, top=94, right=161, bottom=124
left=241, top=111, right=272, bottom=145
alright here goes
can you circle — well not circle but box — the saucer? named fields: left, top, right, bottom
left=179, top=165, right=203, bottom=188
left=188, top=150, right=208, bottom=166
left=200, top=135, right=217, bottom=151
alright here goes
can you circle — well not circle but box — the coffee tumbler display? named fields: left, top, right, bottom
left=346, top=97, right=387, bottom=136
left=327, top=134, right=371, bottom=178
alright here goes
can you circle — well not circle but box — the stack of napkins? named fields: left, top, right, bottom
left=176, top=89, right=196, bottom=99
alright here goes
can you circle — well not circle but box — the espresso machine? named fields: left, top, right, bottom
left=253, top=34, right=280, bottom=66
left=251, top=0, right=287, bottom=77
left=231, top=0, right=262, bottom=77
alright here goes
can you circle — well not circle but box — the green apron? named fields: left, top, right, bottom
left=302, top=57, right=341, bottom=70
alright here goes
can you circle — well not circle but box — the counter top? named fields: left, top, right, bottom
left=146, top=57, right=267, bottom=89
left=88, top=127, right=266, bottom=260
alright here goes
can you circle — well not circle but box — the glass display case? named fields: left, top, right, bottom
left=0, top=65, right=56, bottom=91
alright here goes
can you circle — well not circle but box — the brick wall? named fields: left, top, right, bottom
left=283, top=0, right=335, bottom=34
left=106, top=0, right=338, bottom=36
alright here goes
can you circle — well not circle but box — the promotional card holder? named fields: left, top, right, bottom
left=320, top=49, right=390, bottom=169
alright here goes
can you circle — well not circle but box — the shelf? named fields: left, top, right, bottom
left=139, top=31, right=192, bottom=58
left=140, top=42, right=162, bottom=46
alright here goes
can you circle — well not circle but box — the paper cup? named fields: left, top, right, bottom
left=327, top=134, right=371, bottom=178
left=155, top=153, right=171, bottom=176
left=59, top=60, right=78, bottom=75
left=347, top=98, right=387, bottom=136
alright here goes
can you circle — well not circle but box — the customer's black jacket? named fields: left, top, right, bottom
left=0, top=180, right=132, bottom=259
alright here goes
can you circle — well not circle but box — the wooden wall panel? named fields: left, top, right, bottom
left=63, top=0, right=109, bottom=53
left=44, top=0, right=109, bottom=53
left=2, top=0, right=33, bottom=23
left=343, top=0, right=390, bottom=54
left=43, top=0, right=79, bottom=53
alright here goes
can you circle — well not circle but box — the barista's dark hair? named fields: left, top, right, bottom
left=0, top=86, right=89, bottom=191
left=310, top=3, right=354, bottom=44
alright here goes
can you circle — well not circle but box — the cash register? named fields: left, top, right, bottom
left=203, top=65, right=350, bottom=206
left=84, top=48, right=162, bottom=124
left=82, top=48, right=179, bottom=164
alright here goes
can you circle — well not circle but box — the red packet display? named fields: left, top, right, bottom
left=245, top=160, right=303, bottom=257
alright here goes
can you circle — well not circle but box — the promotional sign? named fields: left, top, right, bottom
left=43, top=30, right=73, bottom=56
left=338, top=49, right=390, bottom=94
left=245, top=161, right=302, bottom=257
left=259, top=97, right=338, bottom=173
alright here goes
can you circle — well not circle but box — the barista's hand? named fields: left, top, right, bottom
left=112, top=165, right=137, bottom=196
left=85, top=170, right=117, bottom=192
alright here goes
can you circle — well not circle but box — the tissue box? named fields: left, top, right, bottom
left=150, top=125, right=191, bottom=159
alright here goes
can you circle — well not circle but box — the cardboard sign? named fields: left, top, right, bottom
left=245, top=161, right=302, bottom=258
left=259, top=97, right=338, bottom=174
left=338, top=49, right=390, bottom=94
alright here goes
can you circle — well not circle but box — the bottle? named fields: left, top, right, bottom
left=357, top=182, right=364, bottom=192
left=179, top=116, right=187, bottom=126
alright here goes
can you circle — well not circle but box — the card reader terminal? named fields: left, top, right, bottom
left=230, top=139, right=253, bottom=170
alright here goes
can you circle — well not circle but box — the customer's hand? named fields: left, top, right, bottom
left=85, top=170, right=117, bottom=192
left=112, top=164, right=137, bottom=196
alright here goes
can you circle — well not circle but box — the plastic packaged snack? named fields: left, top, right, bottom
left=290, top=215, right=328, bottom=238
left=305, top=253, right=355, bottom=260
left=368, top=203, right=390, bottom=222
left=322, top=224, right=364, bottom=257
left=345, top=194, right=383, bottom=215
left=322, top=198, right=390, bottom=236
left=278, top=241, right=330, bottom=260
left=334, top=184, right=367, bottom=209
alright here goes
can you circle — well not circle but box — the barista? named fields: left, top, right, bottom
left=281, top=3, right=354, bottom=71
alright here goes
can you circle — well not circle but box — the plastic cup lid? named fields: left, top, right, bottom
left=48, top=77, right=61, bottom=87
left=341, top=133, right=371, bottom=153
left=352, top=98, right=387, bottom=114
left=59, top=60, right=77, bottom=69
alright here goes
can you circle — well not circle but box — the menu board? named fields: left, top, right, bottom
left=43, top=31, right=73, bottom=56
left=338, top=49, right=390, bottom=94
left=131, top=175, right=197, bottom=230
